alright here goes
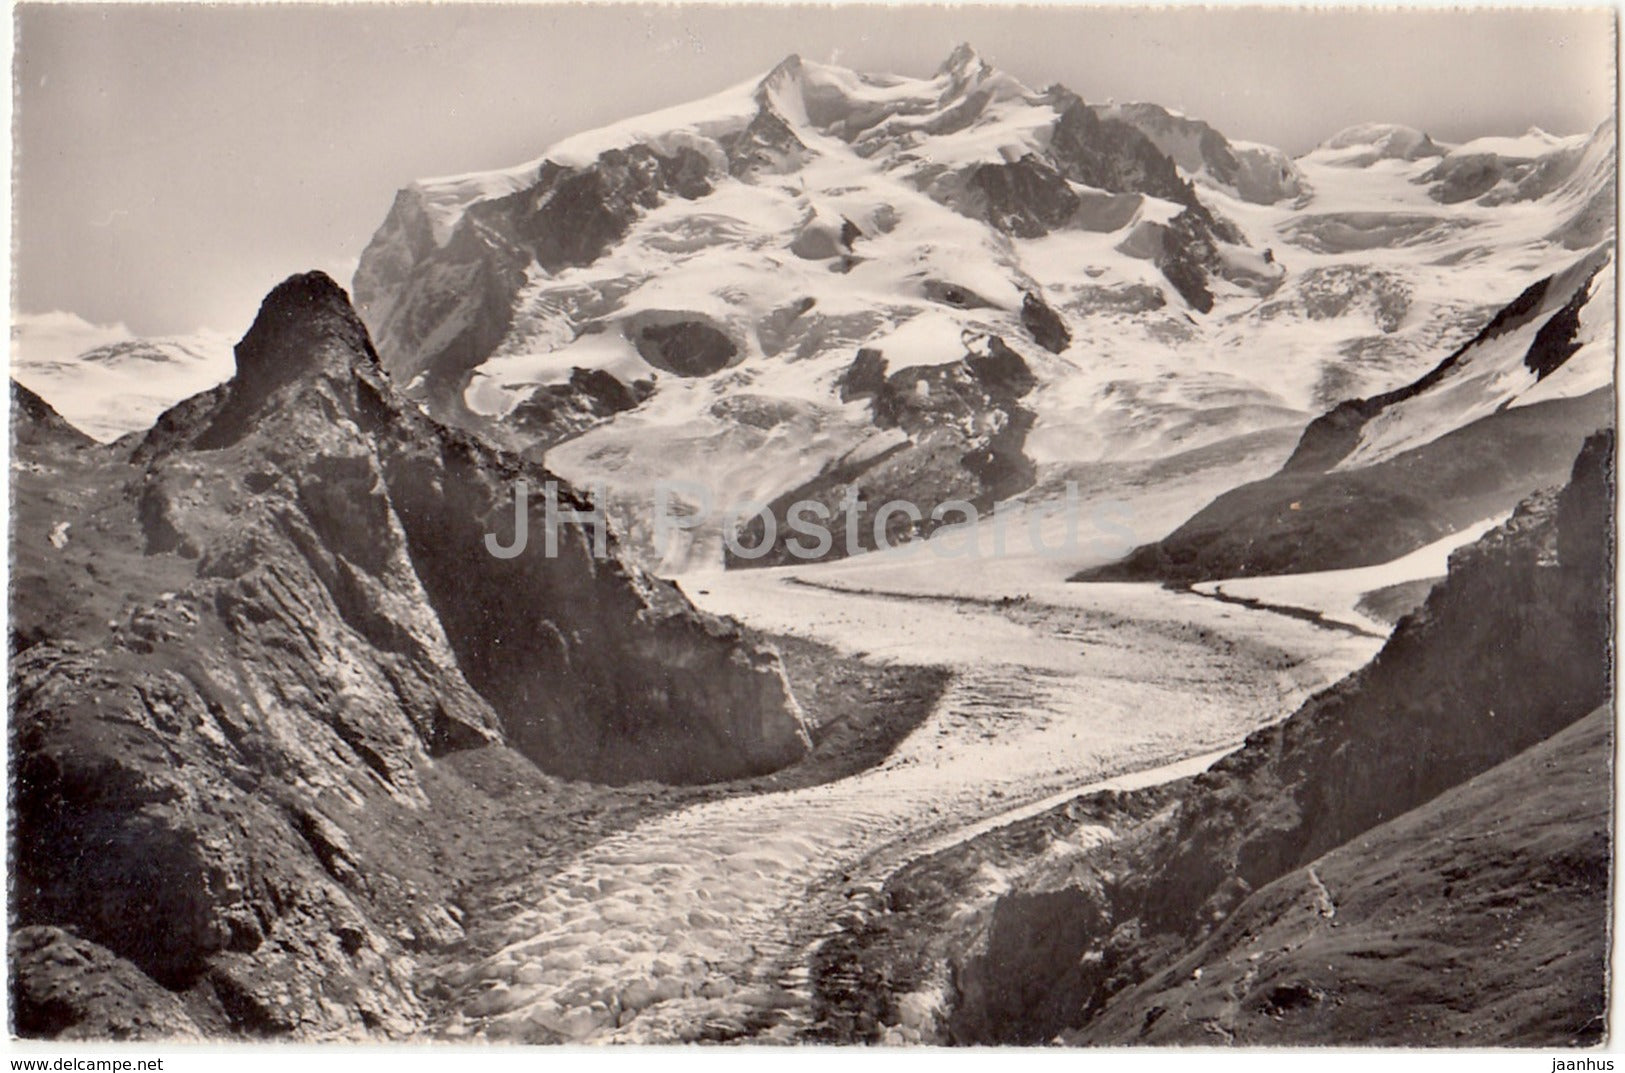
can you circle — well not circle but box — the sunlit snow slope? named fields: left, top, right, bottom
left=349, top=47, right=1611, bottom=573
left=10, top=314, right=235, bottom=443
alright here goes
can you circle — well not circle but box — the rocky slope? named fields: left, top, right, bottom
left=1069, top=702, right=1611, bottom=1045
left=726, top=330, right=1041, bottom=566
left=1092, top=101, right=1307, bottom=206
left=1083, top=244, right=1614, bottom=583
left=930, top=429, right=1614, bottom=1044
left=9, top=273, right=813, bottom=1038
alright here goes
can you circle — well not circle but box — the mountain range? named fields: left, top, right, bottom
left=346, top=45, right=1612, bottom=574
left=11, top=314, right=233, bottom=444
left=9, top=45, right=1615, bottom=1045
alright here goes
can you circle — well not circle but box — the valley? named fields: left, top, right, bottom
left=429, top=561, right=1379, bottom=1042
left=9, top=36, right=1614, bottom=1049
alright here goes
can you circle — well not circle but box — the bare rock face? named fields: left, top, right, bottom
left=1047, top=93, right=1201, bottom=208
left=351, top=190, right=530, bottom=423
left=354, top=146, right=717, bottom=423
left=1092, top=101, right=1307, bottom=205
left=728, top=99, right=811, bottom=178
left=11, top=927, right=204, bottom=1040
left=505, top=365, right=653, bottom=450
left=11, top=272, right=810, bottom=1038
left=623, top=310, right=740, bottom=377
left=951, top=429, right=1613, bottom=1044
left=728, top=335, right=1038, bottom=568
left=970, top=155, right=1082, bottom=238
left=957, top=96, right=1238, bottom=312
left=1020, top=292, right=1071, bottom=354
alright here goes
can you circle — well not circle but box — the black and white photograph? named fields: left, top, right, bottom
left=6, top=1, right=1618, bottom=1051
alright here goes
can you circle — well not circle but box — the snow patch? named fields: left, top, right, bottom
left=1193, top=513, right=1510, bottom=634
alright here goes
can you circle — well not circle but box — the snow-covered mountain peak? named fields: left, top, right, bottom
left=751, top=45, right=1039, bottom=158
left=1310, top=122, right=1445, bottom=166
left=937, top=41, right=986, bottom=78
left=1447, top=126, right=1584, bottom=162
left=11, top=316, right=234, bottom=442
left=349, top=53, right=1613, bottom=572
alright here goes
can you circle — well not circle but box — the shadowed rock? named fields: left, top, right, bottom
left=11, top=271, right=811, bottom=1039
left=953, top=429, right=1613, bottom=1044
left=729, top=335, right=1038, bottom=568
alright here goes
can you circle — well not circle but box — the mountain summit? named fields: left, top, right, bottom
left=10, top=33, right=1616, bottom=1048
left=11, top=270, right=816, bottom=1034
left=350, top=48, right=1608, bottom=575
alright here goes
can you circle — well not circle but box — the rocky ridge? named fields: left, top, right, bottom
left=10, top=273, right=811, bottom=1038
left=948, top=429, right=1613, bottom=1043
left=1092, top=101, right=1307, bottom=206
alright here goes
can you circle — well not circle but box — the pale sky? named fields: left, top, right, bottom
left=13, top=3, right=1617, bottom=337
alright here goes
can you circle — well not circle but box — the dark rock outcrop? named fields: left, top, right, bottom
left=1150, top=210, right=1219, bottom=313
left=999, top=95, right=1250, bottom=312
left=970, top=155, right=1080, bottom=238
left=959, top=95, right=1240, bottom=310
left=485, top=148, right=714, bottom=273
left=1092, top=101, right=1306, bottom=205
left=952, top=429, right=1614, bottom=1044
left=354, top=145, right=718, bottom=423
left=624, top=312, right=739, bottom=377
left=728, top=335, right=1038, bottom=568
left=836, top=348, right=889, bottom=402
left=727, top=101, right=811, bottom=178
left=1047, top=93, right=1201, bottom=210
left=1020, top=292, right=1071, bottom=353
left=506, top=366, right=653, bottom=450
left=11, top=272, right=810, bottom=1038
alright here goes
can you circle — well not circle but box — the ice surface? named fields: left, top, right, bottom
left=1193, top=514, right=1511, bottom=635
left=448, top=565, right=1378, bottom=1042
